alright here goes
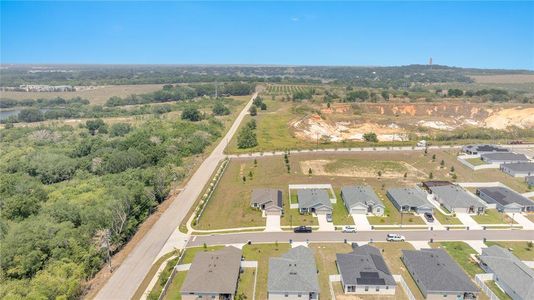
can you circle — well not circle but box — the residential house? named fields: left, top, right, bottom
left=341, top=186, right=385, bottom=216
left=181, top=246, right=243, bottom=300
left=251, top=188, right=283, bottom=215
left=386, top=188, right=434, bottom=214
left=429, top=184, right=486, bottom=214
left=479, top=245, right=534, bottom=300
left=476, top=187, right=534, bottom=213
left=297, top=189, right=332, bottom=215
left=336, top=244, right=396, bottom=295
left=422, top=181, right=454, bottom=192
left=500, top=163, right=534, bottom=177
left=462, top=144, right=508, bottom=155
left=480, top=153, right=529, bottom=164
left=402, top=248, right=479, bottom=300
left=268, top=246, right=320, bottom=300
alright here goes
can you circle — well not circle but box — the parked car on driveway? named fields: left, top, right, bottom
left=386, top=233, right=405, bottom=242
left=342, top=226, right=357, bottom=233
left=424, top=212, right=434, bottom=223
left=326, top=214, right=333, bottom=222
left=294, top=226, right=312, bottom=233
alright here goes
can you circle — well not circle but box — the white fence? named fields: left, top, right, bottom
left=393, top=275, right=416, bottom=300
left=474, top=273, right=500, bottom=300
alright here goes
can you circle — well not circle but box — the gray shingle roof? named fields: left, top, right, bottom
left=341, top=186, right=384, bottom=209
left=402, top=249, right=479, bottom=295
left=462, top=144, right=508, bottom=154
left=480, top=246, right=534, bottom=300
left=430, top=185, right=485, bottom=209
left=481, top=152, right=529, bottom=162
left=501, top=162, right=534, bottom=173
left=478, top=186, right=534, bottom=207
left=387, top=188, right=432, bottom=208
left=251, top=188, right=283, bottom=210
left=336, top=245, right=396, bottom=286
left=268, top=246, right=319, bottom=293
left=181, top=246, right=242, bottom=294
left=297, top=189, right=332, bottom=210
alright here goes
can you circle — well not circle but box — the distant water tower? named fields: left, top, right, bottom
left=429, top=57, right=433, bottom=69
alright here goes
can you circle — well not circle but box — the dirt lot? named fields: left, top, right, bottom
left=293, top=102, right=534, bottom=142
left=470, top=74, right=534, bottom=84
left=1, top=84, right=164, bottom=104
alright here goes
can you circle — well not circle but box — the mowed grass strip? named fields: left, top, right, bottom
left=472, top=209, right=516, bottom=225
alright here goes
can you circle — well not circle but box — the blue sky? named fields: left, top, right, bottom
left=1, top=1, right=533, bottom=69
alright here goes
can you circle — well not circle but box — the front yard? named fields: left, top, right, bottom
left=433, top=210, right=463, bottom=225
left=431, top=242, right=484, bottom=277
left=485, top=241, right=534, bottom=260
left=472, top=209, right=516, bottom=224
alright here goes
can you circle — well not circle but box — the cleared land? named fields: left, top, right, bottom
left=470, top=74, right=534, bottom=84
left=1, top=84, right=165, bottom=105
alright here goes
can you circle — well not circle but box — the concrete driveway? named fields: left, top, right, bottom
left=351, top=214, right=372, bottom=230
left=317, top=214, right=335, bottom=231
left=420, top=214, right=445, bottom=230
left=265, top=215, right=282, bottom=232
left=456, top=213, right=482, bottom=230
left=507, top=213, right=534, bottom=229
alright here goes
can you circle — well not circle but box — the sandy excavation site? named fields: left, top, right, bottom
left=291, top=102, right=534, bottom=142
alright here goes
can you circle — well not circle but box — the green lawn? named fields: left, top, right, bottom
left=162, top=271, right=187, bottom=300
left=432, top=242, right=484, bottom=277
left=332, top=190, right=354, bottom=225
left=242, top=243, right=291, bottom=300
left=485, top=241, right=534, bottom=260
left=180, top=246, right=224, bottom=264
left=466, top=158, right=488, bottom=166
left=433, top=210, right=463, bottom=225
left=147, top=256, right=180, bottom=300
left=485, top=281, right=513, bottom=300
left=472, top=209, right=516, bottom=225
left=236, top=268, right=256, bottom=300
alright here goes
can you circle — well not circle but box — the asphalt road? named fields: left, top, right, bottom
left=188, top=229, right=534, bottom=247
left=95, top=93, right=256, bottom=300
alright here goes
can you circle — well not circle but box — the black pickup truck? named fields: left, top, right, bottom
left=294, top=226, right=312, bottom=233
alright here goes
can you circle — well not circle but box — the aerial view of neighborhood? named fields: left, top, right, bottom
left=1, top=1, right=533, bottom=300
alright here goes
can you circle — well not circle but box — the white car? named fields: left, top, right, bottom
left=386, top=233, right=405, bottom=242
left=342, top=226, right=357, bottom=233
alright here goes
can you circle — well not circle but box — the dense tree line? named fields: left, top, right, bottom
left=105, top=83, right=255, bottom=107
left=0, top=96, right=90, bottom=109
left=0, top=116, right=224, bottom=299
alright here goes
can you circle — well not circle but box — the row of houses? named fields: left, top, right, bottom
left=181, top=244, right=522, bottom=300
left=251, top=182, right=534, bottom=218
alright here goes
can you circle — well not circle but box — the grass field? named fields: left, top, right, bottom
left=465, top=157, right=488, bottom=166
left=236, top=268, right=256, bottom=300
left=1, top=84, right=165, bottom=105
left=485, top=241, right=534, bottom=260
left=472, top=209, right=516, bottom=225
left=432, top=210, right=463, bottom=225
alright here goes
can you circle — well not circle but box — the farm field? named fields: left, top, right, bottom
left=1, top=84, right=165, bottom=105
left=194, top=148, right=530, bottom=230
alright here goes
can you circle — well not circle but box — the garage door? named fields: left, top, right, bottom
left=350, top=207, right=367, bottom=214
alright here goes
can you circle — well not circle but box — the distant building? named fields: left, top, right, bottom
left=500, top=163, right=534, bottom=177
left=341, top=186, right=385, bottom=216
left=297, top=189, right=332, bottom=215
left=250, top=188, right=283, bottom=215
left=480, top=153, right=529, bottom=164
left=386, top=188, right=433, bottom=214
left=336, top=244, right=396, bottom=295
left=268, top=246, right=319, bottom=300
left=479, top=245, right=534, bottom=300
left=429, top=184, right=486, bottom=214
left=462, top=144, right=508, bottom=155
left=402, top=248, right=479, bottom=299
left=181, top=246, right=242, bottom=300
left=476, top=187, right=534, bottom=213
